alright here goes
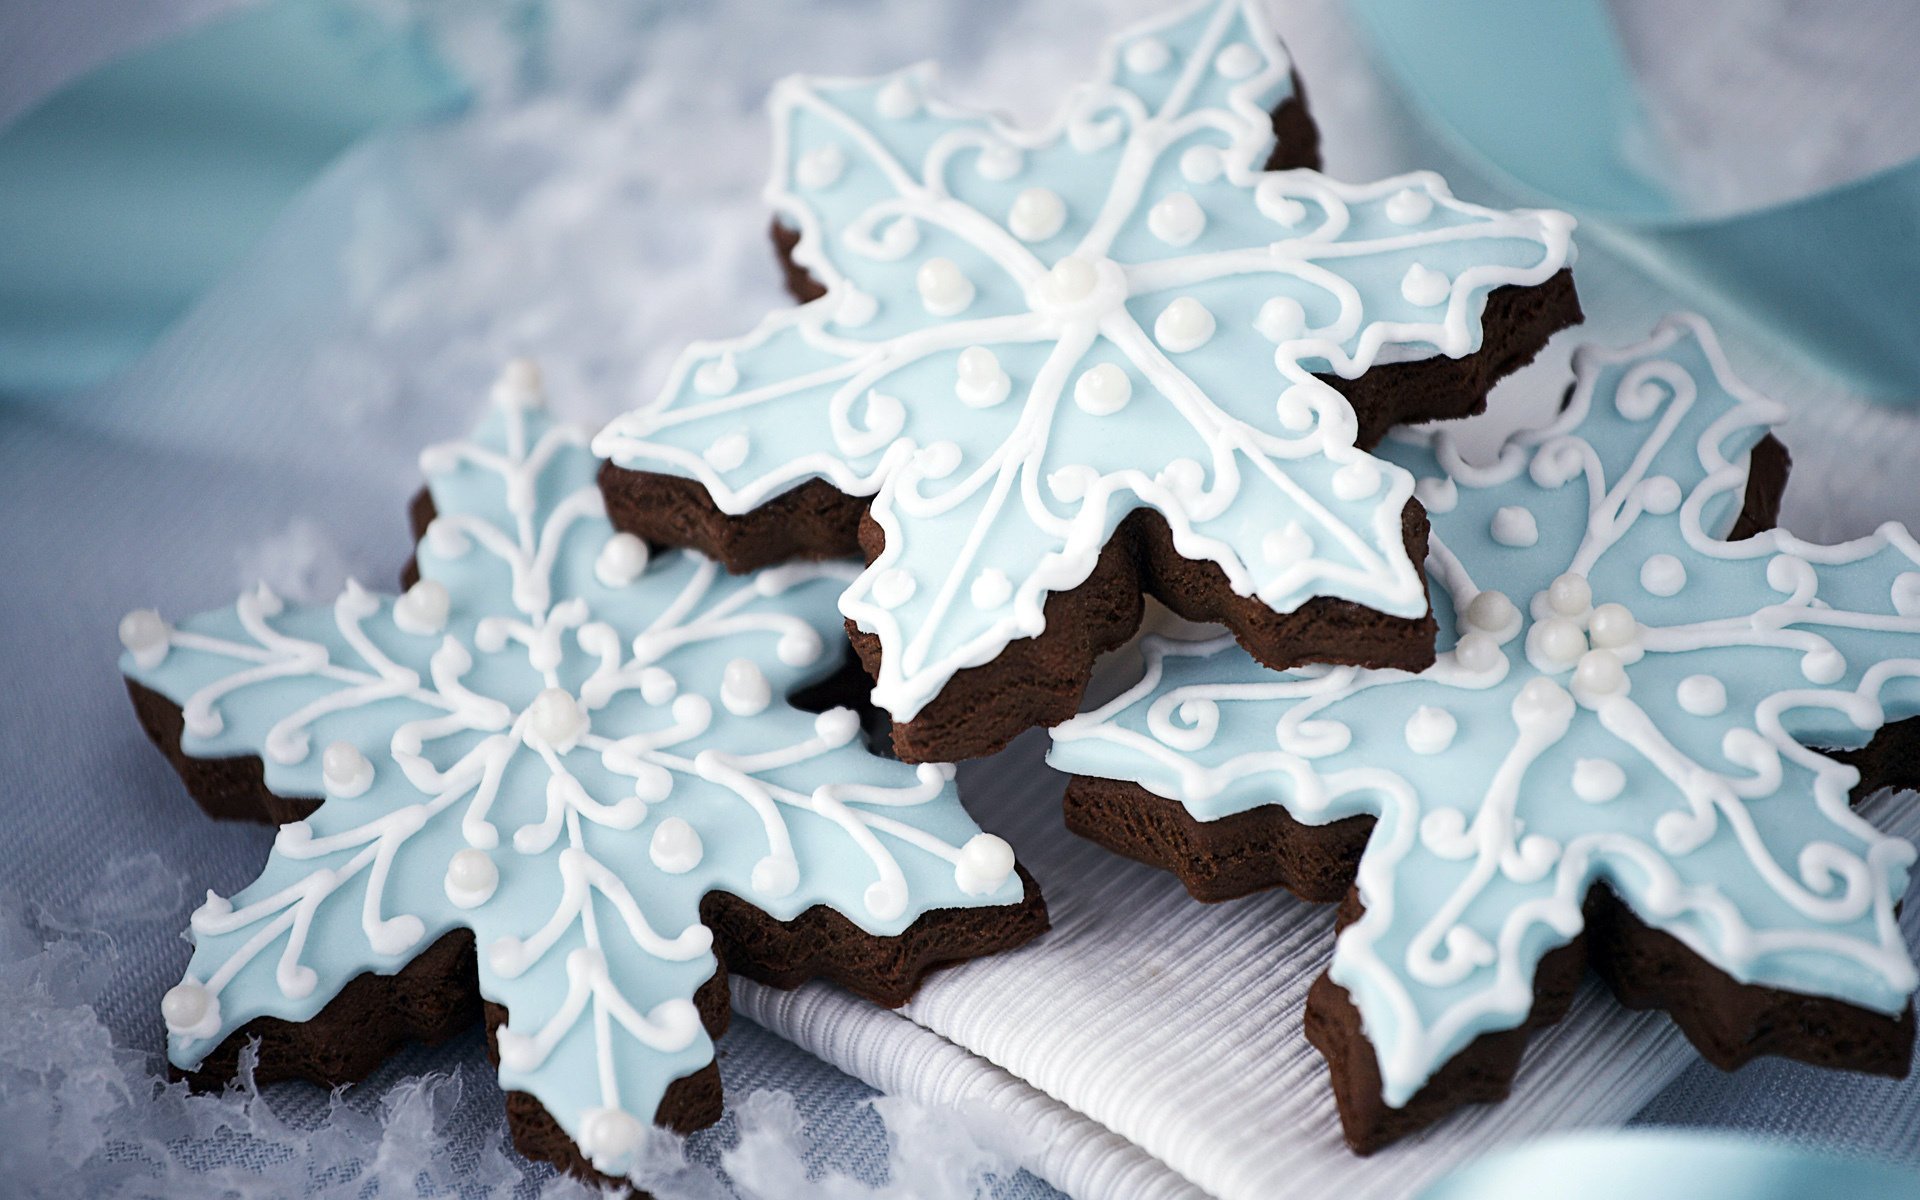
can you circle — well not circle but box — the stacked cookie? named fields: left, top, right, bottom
left=118, top=0, right=1920, bottom=1188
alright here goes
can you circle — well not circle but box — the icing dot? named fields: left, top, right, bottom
left=1419, top=809, right=1474, bottom=859
left=1125, top=37, right=1171, bottom=74
left=1589, top=602, right=1637, bottom=649
left=1654, top=811, right=1709, bottom=856
left=1641, top=554, right=1686, bottom=596
left=1154, top=296, right=1216, bottom=353
left=578, top=1108, right=647, bottom=1172
left=1156, top=458, right=1205, bottom=500
left=1148, top=192, right=1206, bottom=246
left=955, top=346, right=1011, bottom=408
left=490, top=359, right=543, bottom=410
left=595, top=533, right=649, bottom=588
left=639, top=667, right=677, bottom=705
left=814, top=708, right=861, bottom=745
left=1516, top=676, right=1572, bottom=720
left=1465, top=590, right=1518, bottom=635
left=322, top=741, right=373, bottom=798
left=875, top=77, right=918, bottom=119
left=119, top=609, right=170, bottom=668
left=864, top=880, right=909, bottom=920
left=444, top=848, right=499, bottom=909
left=955, top=833, right=1017, bottom=894
left=693, top=352, right=739, bottom=396
left=161, top=981, right=216, bottom=1035
left=649, top=817, right=703, bottom=874
left=1618, top=377, right=1669, bottom=420
left=1572, top=758, right=1625, bottom=803
left=1453, top=630, right=1502, bottom=673
left=392, top=579, right=450, bottom=635
left=1074, top=363, right=1133, bottom=415
left=795, top=144, right=845, bottom=190
left=1275, top=385, right=1317, bottom=431
left=703, top=431, right=749, bottom=472
left=1179, top=145, right=1223, bottom=184
left=1415, top=476, right=1458, bottom=513
left=917, top=441, right=962, bottom=479
left=976, top=143, right=1022, bottom=181
left=873, top=567, right=917, bottom=609
left=1384, top=188, right=1434, bottom=225
left=1214, top=42, right=1260, bottom=79
left=527, top=688, right=589, bottom=749
left=1047, top=465, right=1095, bottom=504
left=752, top=854, right=800, bottom=897
left=1491, top=506, right=1538, bottom=547
left=1802, top=646, right=1846, bottom=684
left=1332, top=459, right=1381, bottom=501
left=971, top=568, right=1013, bottom=609
left=1533, top=617, right=1587, bottom=669
left=427, top=521, right=471, bottom=564
left=1008, top=187, right=1067, bottom=241
left=1262, top=520, right=1313, bottom=566
left=834, top=288, right=878, bottom=328
left=721, top=658, right=772, bottom=716
left=1254, top=296, right=1306, bottom=343
left=1573, top=649, right=1626, bottom=698
left=1405, top=706, right=1457, bottom=754
left=1547, top=572, right=1593, bottom=617
left=1256, top=177, right=1307, bottom=226
left=1640, top=475, right=1682, bottom=514
left=1677, top=674, right=1727, bottom=716
left=917, top=257, right=975, bottom=316
left=1045, top=255, right=1099, bottom=305
left=1400, top=263, right=1450, bottom=307
left=1893, top=572, right=1920, bottom=617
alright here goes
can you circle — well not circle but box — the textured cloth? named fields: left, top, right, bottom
left=5, top=2, right=1920, bottom=1198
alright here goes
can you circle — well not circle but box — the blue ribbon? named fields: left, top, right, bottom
left=1419, top=1131, right=1920, bottom=1200
left=1349, top=0, right=1920, bottom=404
left=0, top=0, right=465, bottom=401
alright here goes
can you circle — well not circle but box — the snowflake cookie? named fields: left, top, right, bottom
left=594, top=0, right=1580, bottom=763
left=119, top=364, right=1045, bottom=1186
left=1050, top=316, right=1920, bottom=1151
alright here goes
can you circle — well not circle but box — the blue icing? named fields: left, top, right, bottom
left=1049, top=315, right=1920, bottom=1107
left=594, top=0, right=1575, bottom=724
left=120, top=380, right=1026, bottom=1180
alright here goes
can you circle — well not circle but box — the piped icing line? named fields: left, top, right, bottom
left=592, top=0, right=1575, bottom=723
left=123, top=363, right=1025, bottom=1181
left=1049, top=315, right=1920, bottom=1108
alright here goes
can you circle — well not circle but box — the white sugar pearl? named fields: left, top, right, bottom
left=1332, top=459, right=1380, bottom=501
left=1453, top=630, right=1502, bottom=673
left=873, top=568, right=916, bottom=609
left=1547, top=572, right=1593, bottom=616
left=527, top=689, right=589, bottom=749
left=1677, top=674, right=1726, bottom=716
left=916, top=257, right=975, bottom=316
left=954, top=345, right=1011, bottom=408
left=490, top=359, right=543, bottom=410
left=119, top=609, right=170, bottom=668
left=1589, top=602, right=1637, bottom=649
left=1254, top=296, right=1306, bottom=343
left=444, top=848, right=498, bottom=909
left=1574, top=649, right=1626, bottom=697
left=595, top=533, right=649, bottom=588
left=1534, top=617, right=1587, bottom=668
left=1400, top=264, right=1450, bottom=306
left=161, top=980, right=215, bottom=1034
left=1572, top=758, right=1626, bottom=803
left=1008, top=188, right=1066, bottom=241
left=875, top=77, right=918, bottom=119
left=971, top=568, right=1012, bottom=609
left=1148, top=192, right=1206, bottom=246
left=1404, top=706, right=1457, bottom=754
left=1214, top=42, right=1260, bottom=79
left=721, top=658, right=771, bottom=716
left=1154, top=296, right=1215, bottom=353
left=1125, top=37, right=1170, bottom=73
left=1642, top=554, right=1686, bottom=596
left=1465, top=590, right=1518, bottom=635
left=955, top=833, right=1016, bottom=895
left=1074, top=363, right=1133, bottom=415
left=1384, top=188, right=1434, bottom=224
left=321, top=740, right=372, bottom=798
left=1491, top=506, right=1538, bottom=547
left=795, top=144, right=845, bottom=190
left=649, top=817, right=703, bottom=874
left=392, top=578, right=450, bottom=635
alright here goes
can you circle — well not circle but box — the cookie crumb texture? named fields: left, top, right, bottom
left=1046, top=319, right=1920, bottom=1152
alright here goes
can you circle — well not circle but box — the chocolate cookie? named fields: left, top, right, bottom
left=118, top=362, right=1047, bottom=1191
left=594, top=0, right=1581, bottom=764
left=1049, top=316, right=1920, bottom=1152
